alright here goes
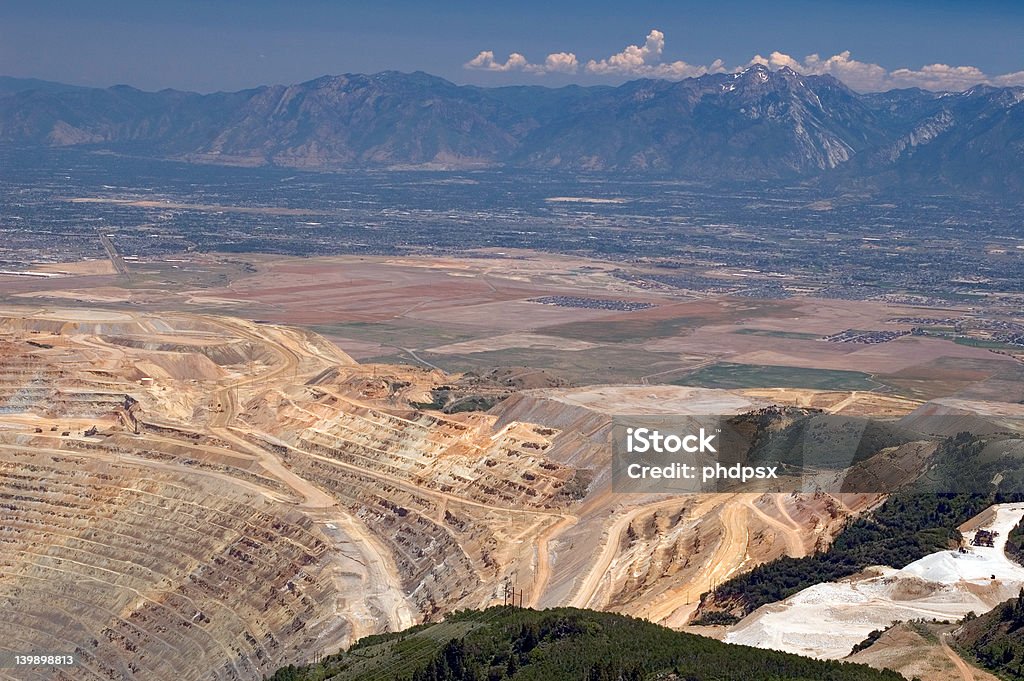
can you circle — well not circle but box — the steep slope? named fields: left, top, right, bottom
left=0, top=72, right=528, bottom=165
left=844, top=85, right=1024, bottom=193
left=696, top=429, right=1024, bottom=626
left=187, top=72, right=530, bottom=168
left=0, top=306, right=867, bottom=679
left=0, top=451, right=368, bottom=681
left=1, top=68, right=1022, bottom=190
left=955, top=590, right=1024, bottom=679
left=515, top=66, right=887, bottom=177
left=725, top=503, right=1024, bottom=659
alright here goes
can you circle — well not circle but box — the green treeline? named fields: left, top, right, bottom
left=265, top=607, right=905, bottom=681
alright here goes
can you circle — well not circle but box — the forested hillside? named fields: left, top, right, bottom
left=955, top=592, right=1024, bottom=679
left=266, top=607, right=906, bottom=681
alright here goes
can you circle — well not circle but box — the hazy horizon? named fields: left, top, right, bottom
left=2, top=0, right=1022, bottom=94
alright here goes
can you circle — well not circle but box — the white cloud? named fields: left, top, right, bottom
left=582, top=30, right=726, bottom=79
left=888, top=64, right=989, bottom=91
left=585, top=29, right=665, bottom=75
left=464, top=51, right=529, bottom=72
left=994, top=71, right=1024, bottom=87
left=750, top=50, right=1015, bottom=92
left=466, top=30, right=1024, bottom=92
left=465, top=49, right=578, bottom=75
left=746, top=50, right=890, bottom=91
left=538, top=52, right=580, bottom=74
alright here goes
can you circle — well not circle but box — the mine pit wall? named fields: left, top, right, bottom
left=267, top=429, right=545, bottom=614
left=483, top=391, right=846, bottom=616
left=487, top=392, right=630, bottom=603
left=2, top=306, right=866, bottom=667
left=49, top=432, right=296, bottom=499
left=599, top=509, right=705, bottom=613
left=241, top=384, right=722, bottom=620
left=0, top=340, right=214, bottom=425
left=239, top=387, right=602, bottom=617
left=271, top=448, right=484, bottom=618
left=491, top=392, right=613, bottom=467
left=0, top=449, right=353, bottom=681
left=100, top=335, right=283, bottom=376
left=248, top=395, right=579, bottom=509
left=488, top=391, right=616, bottom=504
left=0, top=343, right=113, bottom=418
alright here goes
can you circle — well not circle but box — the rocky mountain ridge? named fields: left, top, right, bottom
left=1, top=67, right=1022, bottom=192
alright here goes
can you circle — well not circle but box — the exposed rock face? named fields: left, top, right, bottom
left=1, top=70, right=1022, bottom=191
left=0, top=452, right=350, bottom=680
left=0, top=308, right=863, bottom=679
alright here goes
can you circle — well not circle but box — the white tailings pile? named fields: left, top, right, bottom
left=725, top=504, right=1024, bottom=659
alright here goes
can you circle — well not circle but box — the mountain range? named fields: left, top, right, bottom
left=1, top=67, right=1022, bottom=193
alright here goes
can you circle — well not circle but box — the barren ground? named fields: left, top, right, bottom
left=2, top=252, right=1023, bottom=680
left=0, top=303, right=863, bottom=680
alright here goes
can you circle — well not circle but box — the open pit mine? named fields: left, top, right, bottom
left=0, top=306, right=920, bottom=680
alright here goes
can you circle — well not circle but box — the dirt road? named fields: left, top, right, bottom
left=941, top=635, right=976, bottom=681
left=744, top=496, right=807, bottom=558
left=568, top=494, right=757, bottom=623
left=647, top=497, right=752, bottom=627
left=530, top=514, right=578, bottom=608
left=567, top=497, right=701, bottom=609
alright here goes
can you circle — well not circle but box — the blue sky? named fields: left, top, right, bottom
left=1, top=0, right=1022, bottom=92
